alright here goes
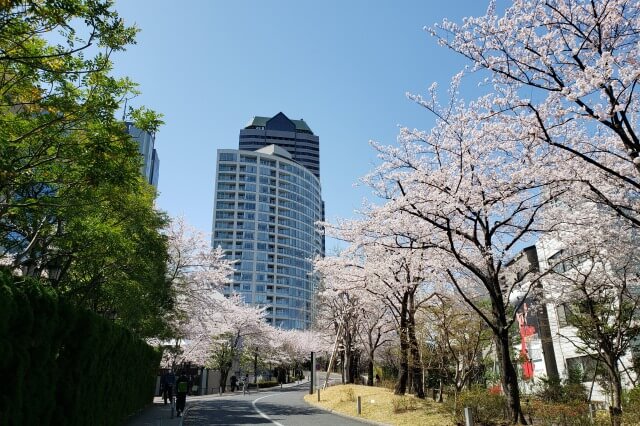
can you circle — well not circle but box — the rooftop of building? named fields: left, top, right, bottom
left=255, top=144, right=293, bottom=160
left=244, top=112, right=314, bottom=135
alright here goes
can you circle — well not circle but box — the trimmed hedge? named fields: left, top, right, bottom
left=250, top=381, right=279, bottom=389
left=0, top=271, right=161, bottom=425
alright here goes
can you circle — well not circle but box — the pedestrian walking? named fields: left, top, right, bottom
left=230, top=375, right=237, bottom=392
left=161, top=370, right=176, bottom=405
left=175, top=371, right=190, bottom=417
left=242, top=374, right=250, bottom=394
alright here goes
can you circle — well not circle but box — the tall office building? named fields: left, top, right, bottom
left=126, top=122, right=160, bottom=188
left=212, top=113, right=325, bottom=329
left=239, top=112, right=320, bottom=178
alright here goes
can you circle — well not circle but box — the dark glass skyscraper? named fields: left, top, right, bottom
left=239, top=112, right=320, bottom=179
left=126, top=122, right=160, bottom=188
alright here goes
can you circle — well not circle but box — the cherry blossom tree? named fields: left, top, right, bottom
left=349, top=72, right=573, bottom=421
left=160, top=218, right=331, bottom=388
left=203, top=294, right=269, bottom=391
left=316, top=241, right=437, bottom=398
left=357, top=301, right=395, bottom=386
left=430, top=0, right=640, bottom=227
left=268, top=328, right=331, bottom=382
left=159, top=217, right=235, bottom=363
left=314, top=281, right=363, bottom=384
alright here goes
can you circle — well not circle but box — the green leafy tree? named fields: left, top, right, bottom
left=0, top=1, right=172, bottom=337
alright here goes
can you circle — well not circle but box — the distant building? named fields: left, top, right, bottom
left=503, top=246, right=560, bottom=386
left=211, top=113, right=325, bottom=329
left=504, top=242, right=636, bottom=402
left=126, top=122, right=160, bottom=188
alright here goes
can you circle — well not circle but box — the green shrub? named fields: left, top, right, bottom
left=535, top=372, right=588, bottom=404
left=447, top=386, right=507, bottom=425
left=623, top=386, right=640, bottom=424
left=529, top=400, right=591, bottom=425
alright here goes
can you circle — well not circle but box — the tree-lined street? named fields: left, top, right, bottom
left=184, top=384, right=367, bottom=426
left=4, top=1, right=640, bottom=425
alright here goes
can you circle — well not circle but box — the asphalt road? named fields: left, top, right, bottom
left=183, top=383, right=370, bottom=426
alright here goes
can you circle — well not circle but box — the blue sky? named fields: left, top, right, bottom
left=112, top=1, right=491, bottom=250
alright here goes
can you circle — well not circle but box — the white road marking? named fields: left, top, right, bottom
left=252, top=393, right=285, bottom=426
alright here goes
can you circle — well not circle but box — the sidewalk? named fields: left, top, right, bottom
left=123, top=396, right=185, bottom=426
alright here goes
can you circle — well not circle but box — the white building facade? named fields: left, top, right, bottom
left=211, top=144, right=324, bottom=329
left=506, top=240, right=637, bottom=403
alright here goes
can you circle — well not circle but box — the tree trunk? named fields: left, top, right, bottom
left=344, top=329, right=354, bottom=383
left=253, top=352, right=258, bottom=383
left=608, top=359, right=623, bottom=426
left=350, top=350, right=360, bottom=384
left=496, top=329, right=527, bottom=424
left=394, top=294, right=410, bottom=395
left=367, top=357, right=374, bottom=386
left=220, top=367, right=229, bottom=393
left=408, top=294, right=425, bottom=398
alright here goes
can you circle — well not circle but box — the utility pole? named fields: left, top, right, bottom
left=309, top=352, right=316, bottom=394
left=323, top=321, right=343, bottom=389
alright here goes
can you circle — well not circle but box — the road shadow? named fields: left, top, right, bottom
left=255, top=400, right=326, bottom=417
left=185, top=400, right=270, bottom=425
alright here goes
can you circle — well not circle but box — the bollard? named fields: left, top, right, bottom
left=219, top=386, right=222, bottom=396
left=317, top=388, right=320, bottom=402
left=464, top=406, right=474, bottom=426
left=357, top=396, right=362, bottom=415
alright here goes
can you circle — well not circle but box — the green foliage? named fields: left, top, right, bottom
left=207, top=332, right=242, bottom=392
left=207, top=332, right=240, bottom=372
left=128, top=106, right=165, bottom=133
left=0, top=272, right=161, bottom=425
left=446, top=386, right=507, bottom=425
left=535, top=370, right=588, bottom=404
left=622, top=386, right=640, bottom=424
left=0, top=0, right=172, bottom=338
left=54, top=185, right=172, bottom=337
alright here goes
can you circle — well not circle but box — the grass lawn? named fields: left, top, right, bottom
left=303, top=384, right=454, bottom=426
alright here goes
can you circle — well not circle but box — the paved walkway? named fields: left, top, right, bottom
left=125, top=381, right=312, bottom=426
left=123, top=396, right=185, bottom=426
